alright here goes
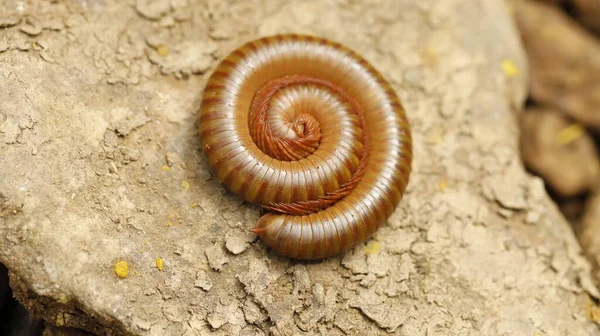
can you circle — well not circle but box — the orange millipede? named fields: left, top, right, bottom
left=199, top=34, right=412, bottom=259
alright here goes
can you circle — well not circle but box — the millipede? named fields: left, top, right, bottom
left=198, top=34, right=412, bottom=260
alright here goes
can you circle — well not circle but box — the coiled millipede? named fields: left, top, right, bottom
left=199, top=34, right=412, bottom=259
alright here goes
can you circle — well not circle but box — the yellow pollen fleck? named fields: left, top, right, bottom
left=156, top=45, right=169, bottom=56
left=114, top=260, right=129, bottom=278
left=364, top=241, right=381, bottom=255
left=556, top=123, right=584, bottom=145
left=501, top=59, right=519, bottom=77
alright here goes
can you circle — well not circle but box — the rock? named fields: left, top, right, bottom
left=571, top=0, right=600, bottom=34
left=514, top=0, right=600, bottom=132
left=1, top=0, right=599, bottom=335
left=146, top=39, right=217, bottom=77
left=205, top=299, right=243, bottom=330
left=193, top=270, right=213, bottom=291
left=519, top=107, right=600, bottom=196
left=577, top=192, right=600, bottom=287
left=348, top=289, right=407, bottom=332
left=537, top=0, right=600, bottom=34
left=20, top=17, right=43, bottom=36
left=224, top=229, right=255, bottom=255
left=536, top=0, right=561, bottom=4
left=205, top=243, right=229, bottom=271
left=296, top=284, right=336, bottom=331
left=559, top=196, right=587, bottom=223
left=135, top=0, right=170, bottom=20
left=0, top=15, right=20, bottom=28
left=242, top=298, right=267, bottom=324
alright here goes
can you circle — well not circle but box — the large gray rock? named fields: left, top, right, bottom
left=1, top=0, right=599, bottom=335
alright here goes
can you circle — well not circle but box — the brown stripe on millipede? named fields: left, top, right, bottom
left=198, top=34, right=412, bottom=260
left=246, top=42, right=259, bottom=53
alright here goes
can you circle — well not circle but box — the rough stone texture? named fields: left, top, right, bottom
left=514, top=0, right=600, bottom=132
left=1, top=0, right=600, bottom=335
left=519, top=107, right=600, bottom=197
left=578, top=193, right=600, bottom=289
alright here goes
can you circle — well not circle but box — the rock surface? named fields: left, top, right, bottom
left=578, top=193, right=600, bottom=289
left=1, top=0, right=599, bottom=335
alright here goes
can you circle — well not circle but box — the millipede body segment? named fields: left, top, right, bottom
left=199, top=34, right=412, bottom=259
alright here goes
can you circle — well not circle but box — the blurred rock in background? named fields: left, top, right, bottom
left=516, top=0, right=600, bottom=132
left=515, top=0, right=600, bottom=288
left=535, top=0, right=600, bottom=34
left=570, top=0, right=600, bottom=34
left=520, top=107, right=600, bottom=198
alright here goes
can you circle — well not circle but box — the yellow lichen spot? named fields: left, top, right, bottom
left=556, top=123, right=584, bottom=145
left=533, top=332, right=543, bottom=336
left=181, top=179, right=191, bottom=191
left=364, top=241, right=381, bottom=255
left=432, top=130, right=443, bottom=144
left=438, top=180, right=448, bottom=191
left=591, top=306, right=600, bottom=322
left=501, top=59, right=520, bottom=78
left=12, top=209, right=17, bottom=214
left=140, top=249, right=144, bottom=253
left=586, top=296, right=600, bottom=322
left=156, top=45, right=169, bottom=57
left=114, top=260, right=129, bottom=278
left=156, top=257, right=164, bottom=271
left=144, top=241, right=149, bottom=245
left=167, top=221, right=173, bottom=227
left=161, top=165, right=170, bottom=171
left=191, top=203, right=198, bottom=208
left=420, top=47, right=440, bottom=67
left=56, top=313, right=65, bottom=326
left=57, top=293, right=68, bottom=304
